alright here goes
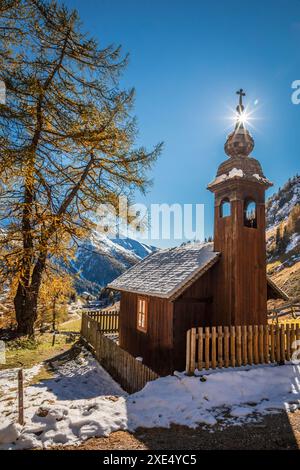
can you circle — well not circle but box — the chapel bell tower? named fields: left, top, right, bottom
left=207, top=89, right=273, bottom=325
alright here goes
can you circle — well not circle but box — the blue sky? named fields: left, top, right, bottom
left=62, top=0, right=300, bottom=247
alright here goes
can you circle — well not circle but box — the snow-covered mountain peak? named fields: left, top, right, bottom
left=71, top=232, right=157, bottom=294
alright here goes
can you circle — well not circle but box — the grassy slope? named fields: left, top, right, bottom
left=1, top=332, right=79, bottom=370
left=268, top=260, right=300, bottom=299
left=267, top=216, right=300, bottom=300
left=59, top=318, right=81, bottom=332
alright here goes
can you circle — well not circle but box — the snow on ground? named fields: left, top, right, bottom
left=1, top=349, right=300, bottom=449
left=0, top=350, right=127, bottom=449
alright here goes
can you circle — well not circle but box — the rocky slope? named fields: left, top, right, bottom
left=266, top=174, right=300, bottom=298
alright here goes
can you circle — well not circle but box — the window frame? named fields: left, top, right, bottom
left=244, top=198, right=257, bottom=228
left=219, top=198, right=231, bottom=218
left=137, top=296, right=148, bottom=333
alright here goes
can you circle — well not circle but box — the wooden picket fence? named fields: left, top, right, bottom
left=186, top=323, right=300, bottom=374
left=85, top=308, right=119, bottom=334
left=81, top=313, right=159, bottom=393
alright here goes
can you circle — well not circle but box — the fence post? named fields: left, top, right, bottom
left=205, top=327, right=210, bottom=370
left=248, top=325, right=253, bottom=365
left=185, top=329, right=192, bottom=375
left=224, top=326, right=229, bottom=368
left=259, top=325, right=264, bottom=364
left=253, top=325, right=259, bottom=364
left=236, top=326, right=242, bottom=366
left=95, top=326, right=100, bottom=361
left=280, top=324, right=285, bottom=364
left=264, top=324, right=269, bottom=363
left=270, top=324, right=275, bottom=362
left=190, top=328, right=196, bottom=373
left=242, top=325, right=248, bottom=366
left=286, top=324, right=291, bottom=361
left=218, top=326, right=223, bottom=368
left=230, top=325, right=236, bottom=367
left=198, top=327, right=203, bottom=371
left=276, top=325, right=281, bottom=363
left=211, top=326, right=216, bottom=369
left=18, top=369, right=24, bottom=426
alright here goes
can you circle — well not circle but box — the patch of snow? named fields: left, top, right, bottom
left=228, top=168, right=244, bottom=178
left=230, top=406, right=255, bottom=417
left=208, top=168, right=244, bottom=187
left=0, top=351, right=127, bottom=449
left=209, top=174, right=227, bottom=186
left=1, top=350, right=300, bottom=449
left=253, top=174, right=272, bottom=185
left=127, top=364, right=300, bottom=431
left=286, top=233, right=300, bottom=253
left=0, top=423, right=22, bottom=444
left=112, top=237, right=156, bottom=259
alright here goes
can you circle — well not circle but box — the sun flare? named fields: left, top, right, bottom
left=237, top=110, right=250, bottom=125
left=225, top=103, right=258, bottom=132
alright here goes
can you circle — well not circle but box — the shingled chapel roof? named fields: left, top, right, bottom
left=108, top=242, right=220, bottom=300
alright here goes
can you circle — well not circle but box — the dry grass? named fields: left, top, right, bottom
left=0, top=333, right=77, bottom=370
left=59, top=318, right=81, bottom=332
left=270, top=261, right=300, bottom=298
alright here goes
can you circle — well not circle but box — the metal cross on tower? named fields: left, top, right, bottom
left=236, top=88, right=245, bottom=113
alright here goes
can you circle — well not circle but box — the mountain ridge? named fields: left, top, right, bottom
left=71, top=231, right=157, bottom=294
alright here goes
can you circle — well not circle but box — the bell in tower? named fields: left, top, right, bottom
left=207, top=90, right=273, bottom=325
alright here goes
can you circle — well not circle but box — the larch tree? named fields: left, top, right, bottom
left=0, top=0, right=161, bottom=335
left=37, top=265, right=75, bottom=334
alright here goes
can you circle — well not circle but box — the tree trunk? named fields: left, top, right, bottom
left=15, top=151, right=36, bottom=335
left=14, top=284, right=38, bottom=336
left=14, top=251, right=47, bottom=336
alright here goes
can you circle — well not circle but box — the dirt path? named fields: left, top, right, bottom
left=60, top=410, right=300, bottom=450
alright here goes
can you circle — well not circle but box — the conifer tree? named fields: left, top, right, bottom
left=0, top=0, right=161, bottom=335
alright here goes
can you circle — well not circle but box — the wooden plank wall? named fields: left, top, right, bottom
left=212, top=183, right=268, bottom=326
left=173, top=268, right=214, bottom=371
left=81, top=313, right=159, bottom=393
left=186, top=323, right=300, bottom=374
left=119, top=292, right=174, bottom=375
